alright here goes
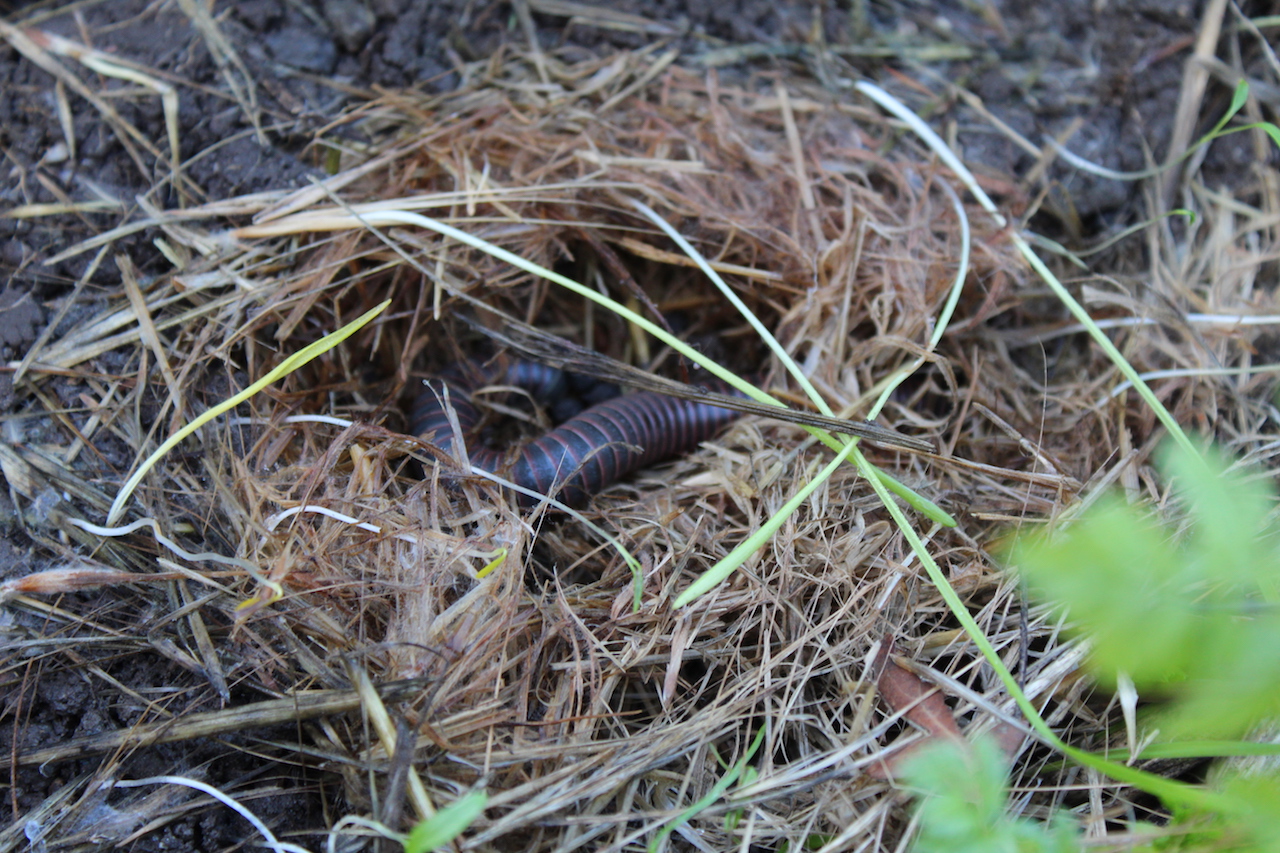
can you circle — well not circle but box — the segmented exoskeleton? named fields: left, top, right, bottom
left=412, top=359, right=743, bottom=505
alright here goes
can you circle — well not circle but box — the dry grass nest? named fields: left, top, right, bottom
left=6, top=45, right=1280, bottom=852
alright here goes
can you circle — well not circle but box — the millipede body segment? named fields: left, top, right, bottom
left=412, top=359, right=743, bottom=505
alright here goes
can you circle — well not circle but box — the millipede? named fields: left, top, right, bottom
left=412, top=359, right=745, bottom=506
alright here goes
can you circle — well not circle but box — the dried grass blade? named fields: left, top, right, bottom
left=353, top=666, right=435, bottom=821
left=477, top=318, right=934, bottom=451
left=2, top=200, right=122, bottom=218
left=1162, top=0, right=1230, bottom=207
left=13, top=245, right=108, bottom=384
left=631, top=199, right=954, bottom=532
left=528, top=0, right=679, bottom=36
left=854, top=80, right=1196, bottom=459
left=598, top=48, right=677, bottom=113
left=674, top=438, right=860, bottom=607
left=105, top=299, right=390, bottom=524
left=0, top=23, right=147, bottom=177
left=173, top=0, right=265, bottom=145
left=6, top=24, right=187, bottom=194
left=3, top=682, right=425, bottom=769
left=112, top=776, right=309, bottom=853
left=610, top=235, right=785, bottom=280
left=118, top=254, right=181, bottom=414
left=0, top=564, right=156, bottom=599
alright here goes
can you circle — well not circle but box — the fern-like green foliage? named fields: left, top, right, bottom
left=981, top=442, right=1280, bottom=852
left=1011, top=443, right=1280, bottom=742
left=907, top=444, right=1280, bottom=851
left=903, top=735, right=1079, bottom=853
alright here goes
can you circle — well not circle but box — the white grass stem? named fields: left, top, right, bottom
left=113, top=776, right=310, bottom=853
left=854, top=80, right=1196, bottom=458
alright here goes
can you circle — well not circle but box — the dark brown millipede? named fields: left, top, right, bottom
left=412, top=359, right=745, bottom=506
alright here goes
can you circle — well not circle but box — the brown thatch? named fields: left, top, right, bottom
left=6, top=28, right=1279, bottom=853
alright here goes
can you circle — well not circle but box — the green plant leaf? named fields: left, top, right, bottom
left=1225, top=79, right=1249, bottom=126
left=1163, top=443, right=1274, bottom=591
left=1262, top=123, right=1280, bottom=151
left=1011, top=493, right=1198, bottom=685
left=1215, top=771, right=1280, bottom=852
left=1009, top=442, right=1280, bottom=741
left=403, top=789, right=487, bottom=853
left=903, top=736, right=1080, bottom=853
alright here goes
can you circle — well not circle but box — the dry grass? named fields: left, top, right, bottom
left=4, top=14, right=1280, bottom=853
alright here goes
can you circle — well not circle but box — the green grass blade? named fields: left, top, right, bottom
left=629, top=199, right=831, bottom=414
left=106, top=299, right=391, bottom=524
left=647, top=727, right=766, bottom=853
left=674, top=438, right=861, bottom=607
left=854, top=81, right=1197, bottom=459
left=1139, top=741, right=1280, bottom=761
